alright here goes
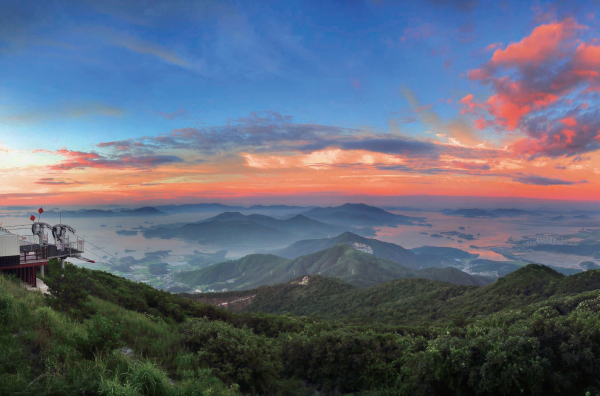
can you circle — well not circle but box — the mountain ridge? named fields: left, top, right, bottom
left=175, top=243, right=492, bottom=290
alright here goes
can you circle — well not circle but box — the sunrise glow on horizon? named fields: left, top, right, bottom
left=1, top=1, right=599, bottom=207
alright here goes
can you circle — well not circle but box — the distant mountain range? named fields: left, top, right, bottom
left=302, top=203, right=430, bottom=226
left=41, top=206, right=166, bottom=218
left=198, top=212, right=371, bottom=239
left=142, top=213, right=374, bottom=246
left=410, top=246, right=479, bottom=260
left=175, top=244, right=492, bottom=291
left=26, top=204, right=316, bottom=218
left=143, top=219, right=296, bottom=246
left=441, top=208, right=533, bottom=218
left=154, top=203, right=314, bottom=213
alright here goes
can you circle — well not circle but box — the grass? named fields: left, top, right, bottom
left=0, top=272, right=235, bottom=396
left=3, top=261, right=600, bottom=395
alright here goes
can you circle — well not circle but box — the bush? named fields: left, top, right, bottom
left=282, top=329, right=406, bottom=393
left=0, top=292, right=18, bottom=325
left=44, top=259, right=95, bottom=319
left=181, top=318, right=281, bottom=395
left=129, top=361, right=172, bottom=396
left=80, top=313, right=124, bottom=356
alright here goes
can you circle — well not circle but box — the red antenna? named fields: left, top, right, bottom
left=30, top=215, right=35, bottom=221
left=38, top=207, right=44, bottom=214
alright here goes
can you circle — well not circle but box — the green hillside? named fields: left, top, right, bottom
left=3, top=259, right=600, bottom=395
left=176, top=244, right=491, bottom=291
left=192, top=264, right=600, bottom=328
left=177, top=253, right=288, bottom=290
left=273, top=231, right=423, bottom=269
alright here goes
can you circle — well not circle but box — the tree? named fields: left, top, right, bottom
left=43, top=259, right=95, bottom=319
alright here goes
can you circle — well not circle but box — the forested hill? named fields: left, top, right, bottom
left=174, top=244, right=491, bottom=290
left=3, top=260, right=600, bottom=395
left=185, top=265, right=600, bottom=326
left=273, top=231, right=423, bottom=268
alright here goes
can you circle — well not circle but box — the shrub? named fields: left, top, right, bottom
left=281, top=329, right=406, bottom=393
left=44, top=259, right=95, bottom=319
left=0, top=292, right=18, bottom=325
left=80, top=313, right=124, bottom=356
left=129, top=361, right=172, bottom=396
left=181, top=318, right=281, bottom=395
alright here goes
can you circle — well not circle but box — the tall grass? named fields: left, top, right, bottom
left=0, top=273, right=235, bottom=396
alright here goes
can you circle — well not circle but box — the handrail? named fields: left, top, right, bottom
left=20, top=246, right=47, bottom=263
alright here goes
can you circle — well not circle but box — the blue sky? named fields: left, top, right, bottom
left=1, top=0, right=599, bottom=205
left=0, top=0, right=557, bottom=148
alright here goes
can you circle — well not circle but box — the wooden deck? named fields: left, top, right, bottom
left=20, top=249, right=48, bottom=264
left=2, top=242, right=84, bottom=287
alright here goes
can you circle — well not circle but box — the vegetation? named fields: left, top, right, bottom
left=197, top=265, right=600, bottom=328
left=175, top=244, right=491, bottom=291
left=2, top=259, right=600, bottom=395
left=273, top=231, right=422, bottom=268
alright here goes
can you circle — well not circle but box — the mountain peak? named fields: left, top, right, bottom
left=340, top=203, right=381, bottom=211
left=506, top=264, right=564, bottom=279
left=335, top=231, right=364, bottom=241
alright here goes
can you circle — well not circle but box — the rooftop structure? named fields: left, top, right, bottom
left=0, top=217, right=91, bottom=287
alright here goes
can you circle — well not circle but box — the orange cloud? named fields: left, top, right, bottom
left=463, top=18, right=593, bottom=131
left=490, top=18, right=583, bottom=67
left=560, top=117, right=577, bottom=127
left=461, top=18, right=600, bottom=161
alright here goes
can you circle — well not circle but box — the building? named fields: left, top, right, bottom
left=0, top=224, right=88, bottom=288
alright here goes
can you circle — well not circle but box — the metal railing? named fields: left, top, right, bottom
left=20, top=246, right=48, bottom=263
left=19, top=236, right=38, bottom=252
left=18, top=235, right=85, bottom=257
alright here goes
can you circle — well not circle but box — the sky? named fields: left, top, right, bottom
left=0, top=0, right=599, bottom=207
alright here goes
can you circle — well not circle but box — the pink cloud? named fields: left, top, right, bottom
left=485, top=42, right=502, bottom=51
left=560, top=117, right=577, bottom=127
left=490, top=18, right=583, bottom=67
left=464, top=18, right=591, bottom=131
left=461, top=18, right=600, bottom=159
